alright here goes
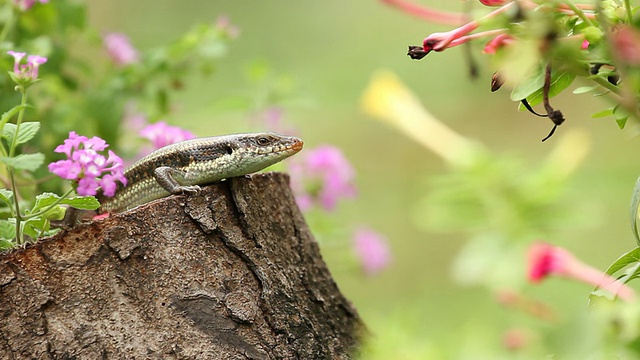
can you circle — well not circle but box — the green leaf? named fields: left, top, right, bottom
left=32, top=192, right=100, bottom=212
left=590, top=247, right=640, bottom=302
left=0, top=189, right=13, bottom=207
left=22, top=216, right=47, bottom=240
left=522, top=71, right=577, bottom=108
left=42, top=206, right=66, bottom=221
left=2, top=122, right=40, bottom=145
left=0, top=239, right=15, bottom=250
left=63, top=196, right=100, bottom=210
left=0, top=153, right=44, bottom=171
left=0, top=104, right=28, bottom=130
left=613, top=104, right=630, bottom=129
left=0, top=220, right=15, bottom=241
left=591, top=108, right=614, bottom=118
left=573, top=86, right=598, bottom=94
left=603, top=247, right=640, bottom=277
left=510, top=67, right=545, bottom=101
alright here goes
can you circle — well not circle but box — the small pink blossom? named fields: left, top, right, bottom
left=139, top=121, right=196, bottom=150
left=215, top=15, right=240, bottom=38
left=48, top=132, right=127, bottom=197
left=103, top=33, right=139, bottom=66
left=502, top=328, right=531, bottom=351
left=13, top=0, right=48, bottom=11
left=353, top=227, right=391, bottom=276
left=289, top=145, right=356, bottom=211
left=528, top=241, right=636, bottom=301
left=581, top=40, right=590, bottom=50
left=7, top=51, right=47, bottom=82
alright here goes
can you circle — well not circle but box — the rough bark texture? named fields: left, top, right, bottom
left=0, top=173, right=363, bottom=359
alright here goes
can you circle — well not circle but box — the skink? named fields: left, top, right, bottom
left=98, top=132, right=303, bottom=213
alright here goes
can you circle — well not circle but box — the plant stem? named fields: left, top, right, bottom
left=563, top=0, right=594, bottom=26
left=380, top=0, right=466, bottom=26
left=624, top=0, right=633, bottom=24
left=9, top=90, right=26, bottom=157
left=9, top=89, right=27, bottom=243
left=23, top=188, right=75, bottom=219
left=592, top=76, right=620, bottom=95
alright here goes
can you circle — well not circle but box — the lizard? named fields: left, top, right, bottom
left=97, top=132, right=303, bottom=214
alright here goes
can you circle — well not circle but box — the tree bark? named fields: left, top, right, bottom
left=0, top=173, right=363, bottom=359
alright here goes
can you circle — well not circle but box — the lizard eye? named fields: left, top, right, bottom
left=256, top=137, right=271, bottom=146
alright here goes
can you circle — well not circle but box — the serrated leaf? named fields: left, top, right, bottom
left=0, top=220, right=15, bottom=241
left=0, top=188, right=13, bottom=207
left=0, top=153, right=44, bottom=171
left=2, top=122, right=40, bottom=145
left=0, top=239, right=15, bottom=250
left=591, top=108, right=614, bottom=118
left=63, top=196, right=100, bottom=210
left=0, top=104, right=27, bottom=129
left=32, top=192, right=59, bottom=211
left=22, top=216, right=47, bottom=239
left=32, top=192, right=100, bottom=212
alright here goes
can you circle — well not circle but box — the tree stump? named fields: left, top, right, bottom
left=0, top=173, right=363, bottom=359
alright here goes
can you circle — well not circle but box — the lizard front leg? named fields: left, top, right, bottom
left=154, top=166, right=201, bottom=194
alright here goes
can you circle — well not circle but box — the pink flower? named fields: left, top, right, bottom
left=581, top=40, right=590, bottom=50
left=139, top=121, right=196, bottom=150
left=528, top=241, right=636, bottom=301
left=483, top=34, right=513, bottom=54
left=289, top=145, right=356, bottom=211
left=611, top=26, right=640, bottom=65
left=103, top=33, right=139, bottom=66
left=353, top=227, right=391, bottom=276
left=215, top=15, right=240, bottom=38
left=48, top=132, right=127, bottom=197
left=502, top=328, right=531, bottom=351
left=7, top=51, right=47, bottom=83
left=13, top=0, right=47, bottom=11
left=479, top=0, right=507, bottom=6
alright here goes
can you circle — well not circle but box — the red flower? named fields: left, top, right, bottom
left=527, top=242, right=635, bottom=301
left=479, top=0, right=507, bottom=6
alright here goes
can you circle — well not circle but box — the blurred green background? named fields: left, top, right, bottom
left=91, top=0, right=640, bottom=356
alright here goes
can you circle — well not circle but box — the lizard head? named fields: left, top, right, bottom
left=223, top=132, right=303, bottom=175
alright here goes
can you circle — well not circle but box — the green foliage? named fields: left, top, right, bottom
left=631, top=175, right=640, bottom=244
left=0, top=0, right=237, bottom=191
left=0, top=0, right=237, bottom=247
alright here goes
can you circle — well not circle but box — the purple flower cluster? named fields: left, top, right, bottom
left=353, top=227, right=391, bottom=276
left=139, top=121, right=196, bottom=150
left=7, top=51, right=47, bottom=82
left=48, top=132, right=127, bottom=197
left=290, top=145, right=356, bottom=211
left=103, top=33, right=139, bottom=66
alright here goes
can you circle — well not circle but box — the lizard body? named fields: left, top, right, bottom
left=98, top=132, right=303, bottom=213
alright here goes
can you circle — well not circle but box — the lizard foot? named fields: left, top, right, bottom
left=173, top=185, right=201, bottom=195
